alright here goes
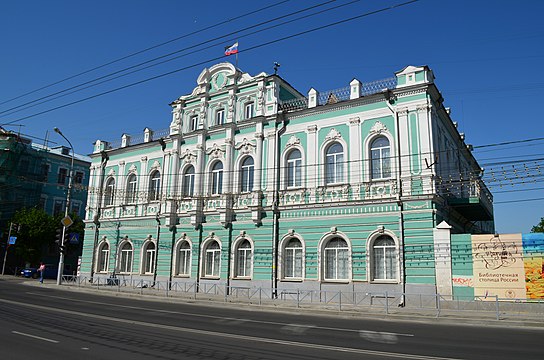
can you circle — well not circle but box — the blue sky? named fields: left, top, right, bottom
left=1, top=0, right=543, bottom=233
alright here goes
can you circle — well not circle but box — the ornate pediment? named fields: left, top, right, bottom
left=206, top=143, right=225, bottom=159
left=128, top=164, right=137, bottom=174
left=150, top=160, right=161, bottom=171
left=325, top=128, right=342, bottom=141
left=235, top=138, right=256, bottom=155
left=107, top=168, right=116, bottom=177
left=370, top=121, right=388, bottom=135
left=180, top=148, right=196, bottom=164
left=285, top=135, right=300, bottom=148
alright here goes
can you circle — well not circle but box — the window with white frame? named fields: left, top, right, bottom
left=177, top=241, right=191, bottom=276
left=119, top=242, right=133, bottom=273
left=71, top=202, right=81, bottom=217
left=283, top=238, right=303, bottom=279
left=286, top=149, right=302, bottom=188
left=211, top=161, right=223, bottom=195
left=53, top=199, right=64, bottom=216
left=125, top=173, right=137, bottom=203
left=372, top=235, right=397, bottom=281
left=74, top=171, right=84, bottom=184
left=183, top=166, right=195, bottom=197
left=204, top=241, right=221, bottom=277
left=149, top=170, right=161, bottom=201
left=143, top=242, right=156, bottom=274
left=323, top=237, right=349, bottom=281
left=215, top=108, right=225, bottom=125
left=325, top=143, right=344, bottom=184
left=104, top=178, right=115, bottom=206
left=240, top=157, right=254, bottom=193
left=190, top=115, right=199, bottom=131
left=244, top=102, right=254, bottom=119
left=235, top=239, right=252, bottom=278
left=97, top=242, right=109, bottom=273
left=370, top=136, right=391, bottom=180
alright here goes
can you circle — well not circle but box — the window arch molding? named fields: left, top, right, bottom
left=363, top=130, right=395, bottom=182
left=237, top=94, right=257, bottom=120
left=95, top=238, right=111, bottom=273
left=233, top=154, right=255, bottom=193
left=278, top=232, right=305, bottom=280
left=200, top=235, right=222, bottom=278
left=319, top=136, right=348, bottom=186
left=208, top=102, right=227, bottom=127
left=117, top=239, right=134, bottom=274
left=173, top=235, right=193, bottom=277
left=140, top=238, right=157, bottom=275
left=230, top=234, right=254, bottom=279
left=365, top=228, right=401, bottom=283
left=281, top=145, right=305, bottom=189
left=317, top=230, right=352, bottom=282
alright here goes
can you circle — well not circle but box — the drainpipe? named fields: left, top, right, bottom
left=153, top=214, right=160, bottom=286
left=168, top=225, right=177, bottom=288
left=153, top=139, right=167, bottom=286
left=226, top=224, right=233, bottom=295
left=90, top=151, right=108, bottom=279
left=196, top=224, right=203, bottom=292
left=385, top=92, right=406, bottom=306
left=272, top=111, right=287, bottom=298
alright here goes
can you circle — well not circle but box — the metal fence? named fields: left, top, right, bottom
left=60, top=276, right=544, bottom=321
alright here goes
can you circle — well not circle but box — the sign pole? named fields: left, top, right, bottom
left=1, top=223, right=13, bottom=275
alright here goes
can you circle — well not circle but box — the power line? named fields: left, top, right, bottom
left=0, top=0, right=420, bottom=126
left=0, top=0, right=291, bottom=107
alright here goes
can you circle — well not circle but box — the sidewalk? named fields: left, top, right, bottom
left=13, top=276, right=544, bottom=330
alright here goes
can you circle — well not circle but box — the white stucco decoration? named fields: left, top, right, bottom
left=235, top=138, right=256, bottom=154
left=370, top=121, right=388, bottom=135
left=206, top=143, right=225, bottom=159
left=325, top=128, right=342, bottom=141
left=285, top=135, right=301, bottom=148
left=151, top=160, right=161, bottom=171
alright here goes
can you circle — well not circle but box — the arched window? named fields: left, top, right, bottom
left=97, top=242, right=109, bottom=273
left=372, top=235, right=397, bottom=281
left=204, top=241, right=221, bottom=277
left=125, top=174, right=137, bottom=203
left=211, top=162, right=223, bottom=195
left=370, top=136, right=391, bottom=180
left=119, top=242, right=133, bottom=273
left=149, top=170, right=161, bottom=201
left=283, top=238, right=303, bottom=279
left=240, top=157, right=254, bottom=193
left=235, top=239, right=252, bottom=278
left=143, top=242, right=156, bottom=274
left=325, top=143, right=344, bottom=184
left=323, top=237, right=349, bottom=280
left=104, top=178, right=115, bottom=206
left=177, top=241, right=191, bottom=276
left=286, top=149, right=302, bottom=188
left=183, top=166, right=195, bottom=197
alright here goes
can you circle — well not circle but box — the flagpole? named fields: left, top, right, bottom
left=235, top=40, right=239, bottom=68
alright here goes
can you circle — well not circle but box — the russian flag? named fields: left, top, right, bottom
left=224, top=42, right=238, bottom=56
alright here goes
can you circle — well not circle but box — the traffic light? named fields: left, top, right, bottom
left=55, top=228, right=63, bottom=244
left=59, top=244, right=66, bottom=255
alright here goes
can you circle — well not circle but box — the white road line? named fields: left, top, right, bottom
left=26, top=291, right=414, bottom=337
left=12, top=331, right=59, bottom=343
left=2, top=298, right=457, bottom=360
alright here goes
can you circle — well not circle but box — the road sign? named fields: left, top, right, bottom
left=8, top=236, right=17, bottom=245
left=61, top=216, right=73, bottom=228
left=68, top=233, right=79, bottom=244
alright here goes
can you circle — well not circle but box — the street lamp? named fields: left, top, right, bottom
left=53, top=127, right=74, bottom=285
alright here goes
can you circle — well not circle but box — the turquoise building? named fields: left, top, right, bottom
left=82, top=63, right=494, bottom=296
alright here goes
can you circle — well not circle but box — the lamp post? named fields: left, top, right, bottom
left=53, top=127, right=74, bottom=285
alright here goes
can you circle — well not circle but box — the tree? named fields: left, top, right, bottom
left=532, top=217, right=544, bottom=233
left=11, top=208, right=58, bottom=265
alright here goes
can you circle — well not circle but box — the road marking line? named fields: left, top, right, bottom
left=12, top=331, right=59, bottom=343
left=27, top=292, right=414, bottom=337
left=2, top=298, right=456, bottom=360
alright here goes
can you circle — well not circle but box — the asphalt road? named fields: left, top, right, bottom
left=0, top=278, right=541, bottom=360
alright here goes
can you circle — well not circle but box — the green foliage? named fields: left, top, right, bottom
left=532, top=217, right=544, bottom=233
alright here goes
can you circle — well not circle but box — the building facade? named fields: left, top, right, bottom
left=81, top=62, right=494, bottom=296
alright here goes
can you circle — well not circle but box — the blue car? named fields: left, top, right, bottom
left=21, top=265, right=58, bottom=279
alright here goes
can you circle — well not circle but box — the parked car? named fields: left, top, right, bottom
left=20, top=265, right=58, bottom=279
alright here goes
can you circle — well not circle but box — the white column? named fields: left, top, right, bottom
left=306, top=125, right=318, bottom=191
left=348, top=117, right=362, bottom=184
left=433, top=221, right=453, bottom=298
left=254, top=130, right=264, bottom=191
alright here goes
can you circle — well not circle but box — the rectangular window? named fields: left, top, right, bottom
left=74, top=171, right=84, bottom=184
left=190, top=115, right=199, bottom=131
left=71, top=202, right=81, bottom=216
left=216, top=109, right=225, bottom=125
left=244, top=102, right=254, bottom=119
left=53, top=200, right=64, bottom=216
left=40, top=164, right=50, bottom=182
left=58, top=168, right=68, bottom=185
